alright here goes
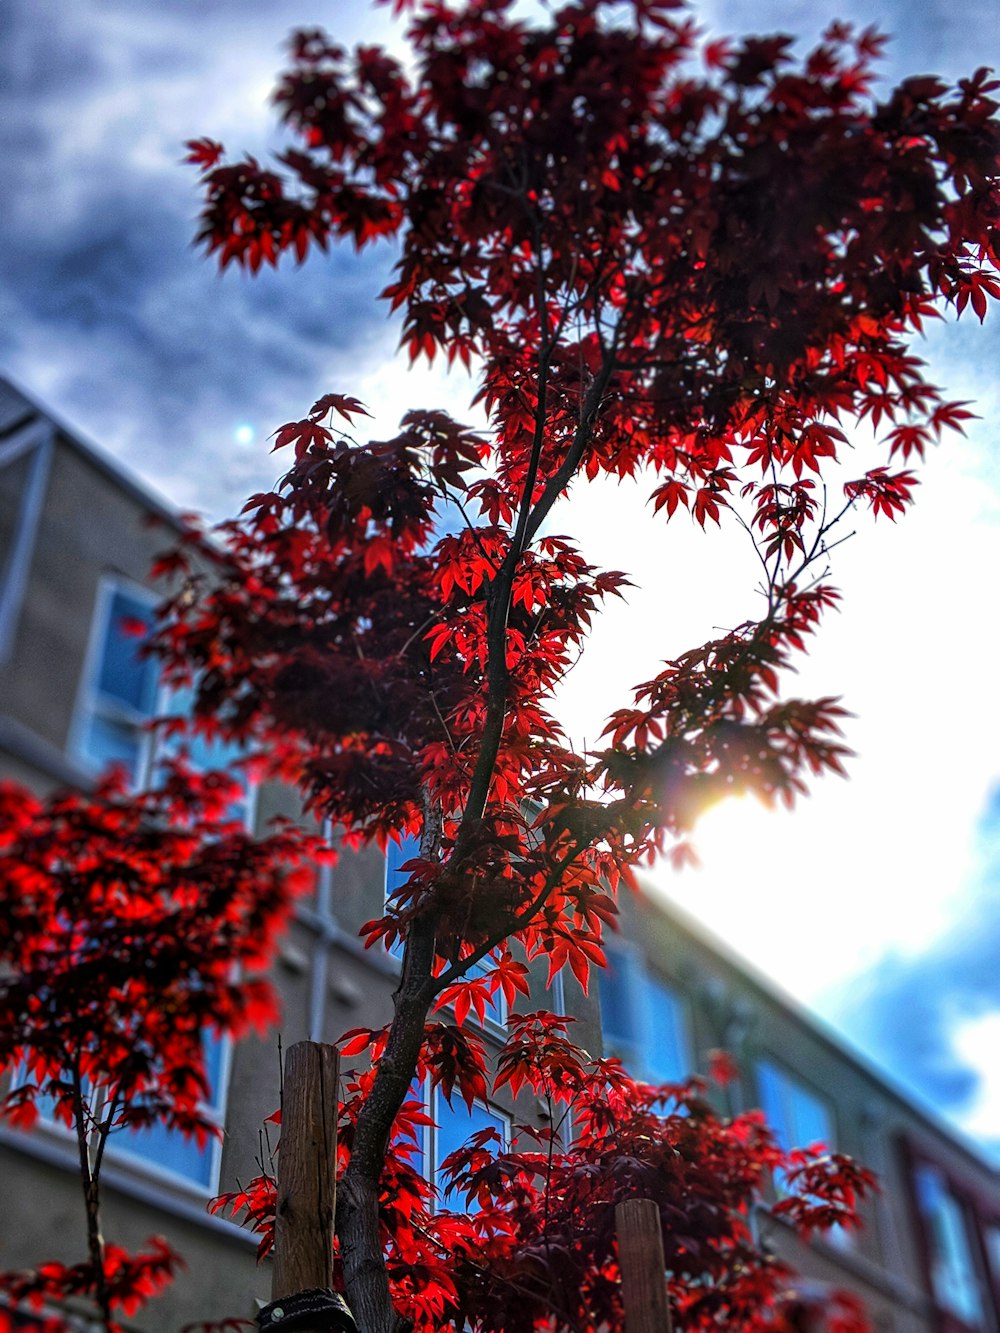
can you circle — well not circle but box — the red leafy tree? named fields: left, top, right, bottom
left=173, top=0, right=1000, bottom=1327
left=0, top=768, right=316, bottom=1331
left=214, top=1014, right=876, bottom=1331
left=4, top=0, right=999, bottom=1327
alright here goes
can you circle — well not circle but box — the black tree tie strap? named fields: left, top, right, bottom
left=257, top=1289, right=357, bottom=1332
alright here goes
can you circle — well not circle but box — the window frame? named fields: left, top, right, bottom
left=905, top=1146, right=997, bottom=1332
left=69, top=574, right=162, bottom=786
left=0, top=420, right=53, bottom=664
left=106, top=1031, right=233, bottom=1196
left=756, top=1056, right=839, bottom=1160
left=60, top=575, right=255, bottom=1190
left=70, top=574, right=259, bottom=823
left=755, top=1055, right=852, bottom=1251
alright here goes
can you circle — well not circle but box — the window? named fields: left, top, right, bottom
left=756, top=1058, right=850, bottom=1249
left=22, top=1032, right=229, bottom=1193
left=155, top=681, right=253, bottom=825
left=757, top=1059, right=834, bottom=1159
left=65, top=579, right=247, bottom=1188
left=73, top=578, right=253, bottom=816
left=73, top=578, right=159, bottom=784
left=385, top=836, right=506, bottom=1025
left=411, top=1081, right=510, bottom=1213
left=111, top=1032, right=229, bottom=1191
left=913, top=1161, right=987, bottom=1327
left=598, top=939, right=690, bottom=1084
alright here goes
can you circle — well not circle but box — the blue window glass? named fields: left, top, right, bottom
left=598, top=942, right=689, bottom=1085
left=757, top=1060, right=834, bottom=1156
left=77, top=582, right=159, bottom=783
left=598, top=941, right=637, bottom=1050
left=95, top=590, right=157, bottom=714
left=20, top=1034, right=227, bottom=1192
left=430, top=1089, right=508, bottom=1213
left=113, top=1033, right=227, bottom=1191
left=914, top=1162, right=986, bottom=1326
left=756, top=1058, right=850, bottom=1247
left=82, top=714, right=144, bottom=777
left=384, top=832, right=420, bottom=962
left=156, top=683, right=250, bottom=823
left=116, top=1114, right=217, bottom=1189
left=642, top=977, right=688, bottom=1085
left=385, top=832, right=421, bottom=904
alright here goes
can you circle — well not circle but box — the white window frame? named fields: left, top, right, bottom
left=0, top=420, right=53, bottom=663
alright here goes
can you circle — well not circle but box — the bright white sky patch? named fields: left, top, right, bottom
left=951, top=1012, right=1000, bottom=1147
left=548, top=370, right=1000, bottom=1003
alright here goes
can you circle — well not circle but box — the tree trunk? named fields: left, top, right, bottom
left=337, top=913, right=437, bottom=1333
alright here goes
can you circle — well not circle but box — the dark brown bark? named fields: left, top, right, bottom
left=72, top=1071, right=114, bottom=1332
left=337, top=912, right=436, bottom=1333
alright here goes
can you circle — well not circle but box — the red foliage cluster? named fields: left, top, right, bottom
left=173, top=0, right=1000, bottom=962
left=0, top=767, right=311, bottom=1138
left=215, top=1014, right=876, bottom=1332
left=0, top=1239, right=182, bottom=1322
left=0, top=766, right=316, bottom=1328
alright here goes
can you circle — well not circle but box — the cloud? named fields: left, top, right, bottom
left=698, top=0, right=1000, bottom=85
left=825, top=785, right=1000, bottom=1146
left=0, top=0, right=402, bottom=516
left=4, top=0, right=999, bottom=520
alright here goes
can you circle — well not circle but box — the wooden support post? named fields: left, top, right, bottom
left=615, top=1197, right=673, bottom=1333
left=271, top=1041, right=340, bottom=1325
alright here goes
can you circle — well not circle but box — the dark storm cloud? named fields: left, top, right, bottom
left=0, top=0, right=399, bottom=515
left=828, top=786, right=1000, bottom=1145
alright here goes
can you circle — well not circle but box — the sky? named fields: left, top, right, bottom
left=2, top=0, right=1000, bottom=1159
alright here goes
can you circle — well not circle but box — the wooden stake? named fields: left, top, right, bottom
left=615, top=1197, right=673, bottom=1333
left=271, top=1041, right=340, bottom=1316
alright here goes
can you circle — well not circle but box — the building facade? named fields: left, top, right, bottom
left=2, top=376, right=999, bottom=1331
